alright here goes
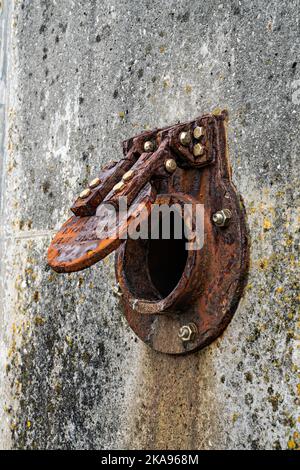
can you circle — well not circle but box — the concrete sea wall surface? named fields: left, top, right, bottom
left=0, top=0, right=299, bottom=450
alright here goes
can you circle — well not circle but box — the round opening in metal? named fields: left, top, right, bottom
left=147, top=210, right=188, bottom=298
left=122, top=208, right=188, bottom=301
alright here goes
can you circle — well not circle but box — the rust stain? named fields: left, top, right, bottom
left=123, top=347, right=222, bottom=450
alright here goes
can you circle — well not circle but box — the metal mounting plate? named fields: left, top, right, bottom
left=115, top=112, right=249, bottom=355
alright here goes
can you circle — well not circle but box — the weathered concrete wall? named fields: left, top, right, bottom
left=0, top=0, right=299, bottom=450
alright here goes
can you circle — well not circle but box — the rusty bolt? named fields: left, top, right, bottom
left=89, top=177, right=101, bottom=189
left=113, top=181, right=125, bottom=193
left=165, top=158, right=177, bottom=173
left=193, top=143, right=205, bottom=157
left=193, top=126, right=205, bottom=139
left=122, top=170, right=134, bottom=182
left=178, top=323, right=198, bottom=342
left=79, top=188, right=91, bottom=199
left=212, top=209, right=232, bottom=227
left=179, top=131, right=191, bottom=146
left=144, top=141, right=154, bottom=152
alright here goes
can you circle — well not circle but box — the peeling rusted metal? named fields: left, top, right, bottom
left=47, top=111, right=249, bottom=355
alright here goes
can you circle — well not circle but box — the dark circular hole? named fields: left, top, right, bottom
left=123, top=209, right=188, bottom=300
left=147, top=211, right=188, bottom=297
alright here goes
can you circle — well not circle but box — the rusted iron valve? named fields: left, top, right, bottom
left=48, top=111, right=249, bottom=355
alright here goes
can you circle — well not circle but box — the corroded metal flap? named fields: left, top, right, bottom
left=48, top=114, right=217, bottom=273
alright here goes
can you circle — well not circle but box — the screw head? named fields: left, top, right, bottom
left=212, top=209, right=232, bottom=227
left=144, top=141, right=154, bottom=152
left=89, top=177, right=101, bottom=189
left=122, top=170, right=134, bottom=182
left=79, top=188, right=91, bottom=199
left=165, top=158, right=177, bottom=173
left=193, top=143, right=205, bottom=157
left=179, top=131, right=191, bottom=146
left=113, top=181, right=125, bottom=193
left=178, top=323, right=198, bottom=342
left=193, top=126, right=205, bottom=139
